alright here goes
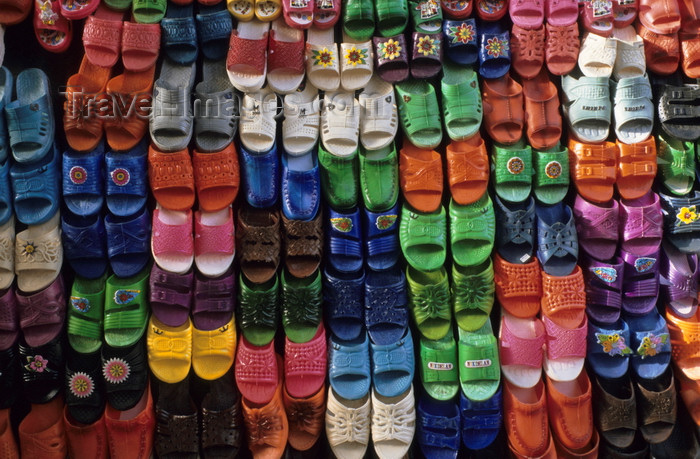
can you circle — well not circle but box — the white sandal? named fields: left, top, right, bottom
left=239, top=86, right=280, bottom=153
left=0, top=216, right=14, bottom=290
left=371, top=384, right=416, bottom=459
left=578, top=31, right=617, bottom=78
left=612, top=25, right=646, bottom=80
left=227, top=20, right=270, bottom=93
left=305, top=26, right=340, bottom=91
left=267, top=19, right=305, bottom=94
left=326, top=388, right=370, bottom=459
left=15, top=212, right=62, bottom=293
left=340, top=34, right=373, bottom=91
left=359, top=75, right=398, bottom=151
left=321, top=91, right=360, bottom=157
left=283, top=83, right=321, bottom=155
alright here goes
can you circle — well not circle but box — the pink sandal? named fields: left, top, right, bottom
left=34, top=0, right=72, bottom=53
left=59, top=0, right=99, bottom=19
left=313, top=0, right=339, bottom=28
left=284, top=324, right=326, bottom=399
left=543, top=315, right=587, bottom=383
left=151, top=208, right=195, bottom=275
left=613, top=0, right=638, bottom=28
left=193, top=208, right=235, bottom=279
left=282, top=0, right=313, bottom=29
left=509, top=0, right=544, bottom=30
left=499, top=312, right=545, bottom=389
left=545, top=0, right=577, bottom=26
left=235, top=336, right=279, bottom=404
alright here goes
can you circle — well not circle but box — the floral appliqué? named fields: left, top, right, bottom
left=312, top=47, right=335, bottom=68
left=21, top=241, right=36, bottom=257
left=330, top=217, right=352, bottom=233
left=344, top=46, right=368, bottom=67
left=69, top=166, right=88, bottom=184
left=677, top=205, right=699, bottom=225
left=596, top=333, right=632, bottom=356
left=25, top=355, right=50, bottom=373
left=69, top=372, right=94, bottom=398
left=507, top=157, right=524, bottom=174
left=111, top=168, right=130, bottom=187
left=444, top=0, right=470, bottom=11
left=449, top=22, right=475, bottom=44
left=103, top=358, right=130, bottom=384
left=113, top=289, right=140, bottom=305
left=545, top=161, right=562, bottom=179
left=38, top=0, right=58, bottom=25
left=484, top=36, right=509, bottom=58
left=376, top=215, right=397, bottom=230
left=479, top=0, right=505, bottom=14
left=71, top=296, right=91, bottom=313
left=378, top=39, right=402, bottom=60
left=637, top=333, right=669, bottom=359
left=416, top=35, right=439, bottom=56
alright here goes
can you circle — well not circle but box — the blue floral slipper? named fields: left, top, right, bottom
left=105, top=140, right=148, bottom=217
left=62, top=142, right=104, bottom=217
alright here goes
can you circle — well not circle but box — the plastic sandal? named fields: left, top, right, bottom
left=239, top=142, right=279, bottom=208
left=313, top=0, right=339, bottom=28
left=326, top=388, right=370, bottom=459
left=147, top=316, right=192, bottom=384
left=103, top=67, right=155, bottom=152
left=328, top=331, right=371, bottom=400
left=666, top=310, right=700, bottom=381
left=280, top=268, right=322, bottom=343
left=149, top=59, right=195, bottom=152
left=104, top=141, right=148, bottom=217
left=147, top=145, right=195, bottom=211
left=481, top=74, right=524, bottom=145
left=237, top=272, right=278, bottom=346
left=627, top=310, right=671, bottom=381
left=621, top=248, right=660, bottom=316
left=0, top=284, right=16, bottom=350
left=0, top=0, right=30, bottom=24
left=562, top=72, right=612, bottom=144
left=228, top=0, right=253, bottom=20
left=452, top=258, right=494, bottom=332
left=510, top=0, right=543, bottom=29
left=410, top=32, right=442, bottom=79
left=536, top=202, right=578, bottom=277
left=491, top=141, right=532, bottom=204
left=105, top=207, right=151, bottom=278
left=660, top=191, right=700, bottom=253
left=235, top=336, right=278, bottom=404
left=544, top=22, right=579, bottom=76
left=521, top=70, right=561, bottom=150
left=305, top=26, right=340, bottom=91
left=267, top=19, right=305, bottom=94
left=358, top=77, right=398, bottom=151
left=442, top=0, right=472, bottom=18
left=236, top=205, right=280, bottom=283
left=104, top=268, right=149, bottom=348
left=284, top=323, right=326, bottom=399
left=373, top=34, right=410, bottom=83
left=15, top=272, right=63, bottom=347
left=494, top=252, right=542, bottom=318
left=64, top=347, right=104, bottom=425
left=611, top=26, right=646, bottom=80
left=499, top=312, right=545, bottom=389
left=573, top=195, right=618, bottom=261
left=239, top=86, right=279, bottom=153
left=395, top=80, right=443, bottom=149
left=195, top=5, right=231, bottom=61
left=542, top=314, right=586, bottom=383
left=458, top=321, right=500, bottom=402
left=0, top=218, right=12, bottom=290
left=399, top=142, right=442, bottom=213
left=0, top=68, right=11, bottom=164
left=657, top=133, right=695, bottom=196
left=199, top=373, right=243, bottom=459
left=615, top=138, right=656, bottom=201
left=619, top=191, right=663, bottom=257
left=445, top=134, right=488, bottom=206
left=658, top=84, right=700, bottom=141
left=417, top=396, right=460, bottom=459
left=375, top=0, right=407, bottom=36
left=370, top=385, right=416, bottom=459
left=122, top=19, right=160, bottom=70
left=443, top=18, right=478, bottom=65
left=255, top=0, right=281, bottom=20
left=587, top=319, right=633, bottom=379
left=318, top=142, right=359, bottom=209
left=399, top=203, right=447, bottom=272
left=340, top=38, right=373, bottom=91
left=286, top=387, right=324, bottom=450
left=580, top=0, right=613, bottom=35
left=282, top=0, right=313, bottom=28
left=545, top=0, right=577, bottom=25
left=62, top=144, right=104, bottom=217
left=131, top=0, right=166, bottom=23
left=326, top=206, right=363, bottom=273
left=636, top=372, right=677, bottom=444
left=613, top=0, right=638, bottom=27
left=154, top=382, right=199, bottom=458
left=636, top=22, right=680, bottom=75
left=226, top=20, right=269, bottom=93
left=324, top=266, right=364, bottom=341
left=510, top=24, right=545, bottom=79
left=150, top=207, right=194, bottom=274
left=476, top=0, right=507, bottom=20
left=149, top=263, right=193, bottom=327
left=10, top=142, right=59, bottom=226
left=478, top=21, right=511, bottom=78
left=406, top=266, right=451, bottom=340
left=101, top=337, right=148, bottom=411
left=460, top=387, right=501, bottom=450
left=364, top=267, right=408, bottom=346
left=321, top=91, right=360, bottom=156
left=418, top=333, right=458, bottom=401
left=494, top=195, right=535, bottom=264
left=579, top=32, right=617, bottom=78
left=591, top=375, right=637, bottom=449
left=441, top=63, right=482, bottom=142
left=680, top=29, right=700, bottom=78
left=281, top=208, right=322, bottom=275
left=192, top=315, right=235, bottom=380
left=192, top=269, right=234, bottom=330
left=546, top=372, right=593, bottom=451
left=409, top=0, right=442, bottom=33
left=567, top=139, right=617, bottom=203
left=5, top=68, right=53, bottom=164
left=61, top=0, right=99, bottom=27
left=449, top=194, right=494, bottom=268
left=17, top=339, right=63, bottom=401
left=61, top=212, right=108, bottom=280
left=362, top=202, right=400, bottom=270
left=611, top=76, right=653, bottom=145
left=33, top=0, right=72, bottom=53
left=193, top=147, right=238, bottom=208
left=282, top=83, right=320, bottom=155
left=639, top=0, right=681, bottom=34
left=533, top=143, right=569, bottom=205
left=661, top=240, right=698, bottom=318
left=371, top=328, right=414, bottom=398
left=541, top=265, right=585, bottom=329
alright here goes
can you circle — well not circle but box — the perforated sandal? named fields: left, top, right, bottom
left=358, top=76, right=398, bottom=151
left=226, top=20, right=270, bottom=93
left=194, top=59, right=237, bottom=153
left=494, top=252, right=542, bottom=319
left=395, top=79, right=443, bottom=150
left=282, top=83, right=320, bottom=155
left=510, top=24, right=545, bottom=79
left=545, top=22, right=579, bottom=75
left=236, top=205, right=280, bottom=284
left=321, top=91, right=360, bottom=157
left=15, top=212, right=63, bottom=294
left=239, top=86, right=279, bottom=154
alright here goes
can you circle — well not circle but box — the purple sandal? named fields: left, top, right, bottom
left=581, top=254, right=624, bottom=324
left=16, top=275, right=65, bottom=348
left=660, top=240, right=698, bottom=319
left=411, top=32, right=443, bottom=79
left=373, top=34, right=410, bottom=83
left=573, top=194, right=619, bottom=261
left=619, top=191, right=663, bottom=257
left=149, top=263, right=193, bottom=328
left=0, top=287, right=17, bottom=350
left=193, top=268, right=235, bottom=331
left=621, top=249, right=660, bottom=316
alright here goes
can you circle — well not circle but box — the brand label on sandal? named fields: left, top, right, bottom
left=290, top=0, right=309, bottom=7
left=70, top=296, right=91, bottom=313
left=624, top=105, right=646, bottom=112
left=507, top=157, right=524, bottom=175
left=464, top=359, right=491, bottom=368
left=581, top=105, right=606, bottom=111
left=428, top=362, right=454, bottom=371
left=634, top=257, right=655, bottom=273
left=545, top=161, right=561, bottom=179
left=591, top=267, right=617, bottom=283
left=113, top=289, right=140, bottom=305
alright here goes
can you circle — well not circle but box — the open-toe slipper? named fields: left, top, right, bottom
left=65, top=348, right=104, bottom=425
left=568, top=138, right=617, bottom=203
left=192, top=269, right=234, bottom=330
left=509, top=0, right=544, bottom=29
left=460, top=388, right=501, bottom=451
left=638, top=0, right=681, bottom=34
left=587, top=319, right=632, bottom=379
left=544, top=22, right=579, bottom=76
left=63, top=58, right=110, bottom=153
left=103, top=67, right=155, bottom=152
left=446, top=134, right=488, bottom=206
left=533, top=144, right=569, bottom=205
left=148, top=145, right=195, bottom=211
left=612, top=25, right=646, bottom=79
left=358, top=76, right=397, bottom=151
left=0, top=0, right=30, bottom=25
left=561, top=73, right=611, bottom=143
left=150, top=59, right=195, bottom=152
left=326, top=206, right=363, bottom=273
left=407, top=266, right=451, bottom=340
left=151, top=207, right=194, bottom=275
left=458, top=321, right=500, bottom=402
left=313, top=0, right=339, bottom=28
left=193, top=143, right=240, bottom=212
left=196, top=4, right=232, bottom=61
left=60, top=0, right=99, bottom=20
left=396, top=79, right=442, bottom=149
left=226, top=20, right=269, bottom=93
left=236, top=205, right=280, bottom=283
left=661, top=240, right=698, bottom=318
left=364, top=266, right=408, bottom=346
left=10, top=142, right=59, bottom=226
left=481, top=74, right=524, bottom=145
left=680, top=30, right=700, bottom=78
left=255, top=0, right=281, bottom=21
left=627, top=311, right=671, bottom=381
left=15, top=214, right=62, bottom=296
left=536, top=202, right=578, bottom=277
left=499, top=312, right=545, bottom=389
left=658, top=84, right=700, bottom=141
left=419, top=334, right=458, bottom=401
left=476, top=0, right=507, bottom=20
left=443, top=18, right=478, bottom=65
left=340, top=38, right=373, bottom=91
left=546, top=0, right=577, bottom=26
left=373, top=34, right=409, bottom=83
left=494, top=195, right=535, bottom=264
left=494, top=253, right=542, bottom=318
left=194, top=59, right=237, bottom=153
left=305, top=26, right=340, bottom=91
left=33, top=0, right=72, bottom=53
left=131, top=0, right=166, bottom=23
left=452, top=258, right=494, bottom=332
left=491, top=141, right=532, bottom=204
left=282, top=0, right=312, bottom=28
left=371, top=328, right=414, bottom=398
left=619, top=191, right=662, bottom=257
left=543, top=314, right=586, bottom=383
left=613, top=0, right=637, bottom=27
left=411, top=32, right=442, bottom=79
left=478, top=21, right=510, bottom=79
left=239, top=86, right=279, bottom=153
left=578, top=31, right=617, bottom=78
left=621, top=248, right=660, bottom=316
left=105, top=141, right=148, bottom=217
left=660, top=191, right=700, bottom=253
left=62, top=142, right=104, bottom=217
left=328, top=332, right=371, bottom=400
left=321, top=91, right=360, bottom=156
left=324, top=266, right=364, bottom=341
left=67, top=274, right=107, bottom=355
left=0, top=218, right=13, bottom=290
left=318, top=143, right=358, bottom=209
left=194, top=207, right=235, bottom=278
left=16, top=274, right=64, bottom=350
left=580, top=0, right=613, bottom=35
left=441, top=62, right=482, bottom=141
left=449, top=193, right=494, bottom=268
left=105, top=207, right=151, bottom=278
left=375, top=0, right=407, bottom=37
left=228, top=0, right=253, bottom=20
left=615, top=137, right=656, bottom=202
left=18, top=333, right=63, bottom=403
left=399, top=143, right=443, bottom=213
left=409, top=0, right=442, bottom=33
left=612, top=75, right=653, bottom=145
left=510, top=24, right=545, bottom=79
left=343, top=0, right=375, bottom=41
left=147, top=316, right=192, bottom=384
left=267, top=19, right=305, bottom=94
left=282, top=82, right=320, bottom=155
left=149, top=263, right=193, bottom=328
left=540, top=265, right=585, bottom=329
left=573, top=195, right=618, bottom=261
left=581, top=254, right=624, bottom=324
left=399, top=202, right=447, bottom=272
left=362, top=202, right=400, bottom=270
left=192, top=314, right=235, bottom=380
left=61, top=213, right=108, bottom=280
left=636, top=21, right=680, bottom=76
left=522, top=69, right=562, bottom=150
left=656, top=133, right=695, bottom=196
left=104, top=268, right=149, bottom=348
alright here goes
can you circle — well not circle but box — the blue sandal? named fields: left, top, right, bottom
left=363, top=201, right=400, bottom=271
left=328, top=331, right=371, bottom=400
left=0, top=67, right=14, bottom=164
left=62, top=142, right=105, bottom=217
left=0, top=159, right=12, bottom=226
left=160, top=3, right=198, bottom=64
left=478, top=21, right=510, bottom=79
left=494, top=195, right=535, bottom=264
left=370, top=328, right=414, bottom=398
left=587, top=319, right=632, bottom=379
left=323, top=266, right=365, bottom=342
left=10, top=142, right=59, bottom=225
left=364, top=266, right=408, bottom=346
left=443, top=19, right=478, bottom=65
left=196, top=4, right=232, bottom=61
left=61, top=213, right=108, bottom=280
left=417, top=396, right=461, bottom=459
left=327, top=206, right=363, bottom=273
left=240, top=142, right=279, bottom=208
left=536, top=202, right=579, bottom=277
left=105, top=206, right=151, bottom=278
left=460, top=387, right=501, bottom=450
left=626, top=310, right=671, bottom=381
left=105, top=140, right=148, bottom=217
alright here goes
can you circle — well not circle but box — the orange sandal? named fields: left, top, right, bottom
left=540, top=265, right=585, bottom=329
left=522, top=69, right=562, bottom=151
left=399, top=141, right=443, bottom=213
left=616, top=137, right=657, bottom=201
left=104, top=67, right=155, bottom=152
left=0, top=408, right=18, bottom=459
left=494, top=253, right=542, bottom=319
left=504, top=379, right=552, bottom=458
left=64, top=406, right=109, bottom=459
left=445, top=134, right=489, bottom=206
left=18, top=397, right=67, bottom=458
left=666, top=309, right=700, bottom=380
left=193, top=143, right=241, bottom=212
left=481, top=74, right=524, bottom=145
left=148, top=144, right=195, bottom=211
left=567, top=139, right=617, bottom=204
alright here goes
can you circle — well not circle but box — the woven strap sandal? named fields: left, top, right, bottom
left=452, top=258, right=494, bottom=332
left=656, top=133, right=695, bottom=196
left=237, top=273, right=278, bottom=347
left=324, top=266, right=365, bottom=341
left=364, top=267, right=409, bottom=346
left=494, top=253, right=542, bottom=318
left=407, top=266, right=451, bottom=341
left=280, top=268, right=322, bottom=344
left=236, top=206, right=280, bottom=284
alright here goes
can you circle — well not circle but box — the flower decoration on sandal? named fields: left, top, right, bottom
left=69, top=372, right=95, bottom=398
left=71, top=296, right=91, bottom=313
left=103, top=358, right=130, bottom=384
left=378, top=38, right=402, bottom=60
left=677, top=206, right=699, bottom=225
left=330, top=217, right=353, bottom=233
left=312, top=47, right=335, bottom=68
left=25, top=355, right=51, bottom=373
left=484, top=36, right=508, bottom=58
left=449, top=22, right=475, bottom=44
left=344, top=46, right=368, bottom=66
left=637, top=333, right=669, bottom=359
left=596, top=332, right=632, bottom=356
left=38, top=0, right=58, bottom=25
left=69, top=166, right=87, bottom=185
left=416, top=35, right=439, bottom=56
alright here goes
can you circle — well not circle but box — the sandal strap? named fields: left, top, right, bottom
left=537, top=212, right=578, bottom=264
left=396, top=87, right=440, bottom=138
left=196, top=10, right=232, bottom=48
left=365, top=206, right=399, bottom=261
left=160, top=16, right=196, bottom=53
left=105, top=151, right=148, bottom=198
left=452, top=260, right=494, bottom=317
left=621, top=250, right=660, bottom=299
left=458, top=339, right=499, bottom=383
left=420, top=347, right=458, bottom=383
left=636, top=377, right=677, bottom=427
left=588, top=322, right=633, bottom=358
left=82, top=16, right=122, bottom=66
left=5, top=95, right=52, bottom=154
left=194, top=88, right=237, bottom=139
left=121, top=22, right=160, bottom=70
left=226, top=32, right=268, bottom=74
left=446, top=139, right=489, bottom=188
left=441, top=74, right=481, bottom=131
left=500, top=317, right=544, bottom=368
left=544, top=315, right=587, bottom=360
left=324, top=269, right=364, bottom=324
left=281, top=212, right=323, bottom=258
left=534, top=148, right=569, bottom=188
left=105, top=211, right=151, bottom=259
left=156, top=410, right=199, bottom=456
left=148, top=148, right=195, bottom=195
left=14, top=226, right=62, bottom=274
left=399, top=150, right=443, bottom=194
left=541, top=267, right=585, bottom=319
left=16, top=276, right=64, bottom=332
left=494, top=257, right=542, bottom=300
left=583, top=257, right=624, bottom=314
left=328, top=208, right=363, bottom=261
left=201, top=402, right=242, bottom=451
left=268, top=32, right=304, bottom=74
left=61, top=215, right=106, bottom=262
left=492, top=144, right=533, bottom=187
left=660, top=192, right=700, bottom=235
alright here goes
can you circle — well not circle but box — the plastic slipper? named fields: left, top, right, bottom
left=578, top=32, right=617, bottom=77
left=620, top=248, right=660, bottom=317
left=546, top=372, right=594, bottom=453
left=237, top=272, right=278, bottom=346
left=282, top=0, right=312, bottom=28
left=419, top=333, right=458, bottom=401
left=64, top=347, right=105, bottom=425
left=399, top=143, right=442, bottom=213
left=18, top=334, right=63, bottom=404
left=193, top=208, right=235, bottom=278
left=226, top=20, right=269, bottom=93
left=63, top=63, right=107, bottom=155
left=371, top=328, right=415, bottom=398
left=399, top=202, right=447, bottom=272
left=281, top=150, right=321, bottom=221
left=235, top=335, right=279, bottom=404
left=491, top=141, right=532, bottom=204
left=149, top=263, right=192, bottom=327
left=639, top=0, right=681, bottom=34
left=481, top=74, right=524, bottom=145
left=580, top=0, right=613, bottom=36
left=343, top=0, right=374, bottom=40
left=318, top=142, right=359, bottom=209
left=228, top=0, right=253, bottom=20
left=147, top=315, right=192, bottom=384
left=545, top=0, right=577, bottom=26
left=460, top=387, right=501, bottom=451
left=362, top=202, right=400, bottom=270
left=149, top=59, right=195, bottom=152
left=10, top=142, right=59, bottom=226
left=267, top=19, right=305, bottom=94
left=450, top=193, right=494, bottom=268
left=194, top=5, right=231, bottom=61
left=573, top=195, right=618, bottom=261
left=5, top=68, right=53, bottom=164
left=33, top=0, right=72, bottom=53
left=656, top=133, right=695, bottom=196
left=237, top=205, right=280, bottom=283
left=542, top=314, right=586, bottom=383
left=104, top=140, right=148, bottom=217
left=328, top=332, right=371, bottom=400
left=159, top=3, right=197, bottom=64
left=478, top=21, right=511, bottom=78
left=452, top=258, right=494, bottom=332
left=567, top=139, right=617, bottom=203
left=660, top=191, right=700, bottom=253
left=16, top=271, right=64, bottom=347
left=192, top=314, right=235, bottom=380
left=358, top=76, right=397, bottom=151
left=131, top=0, right=165, bottom=23
left=587, top=319, right=633, bottom=379
left=373, top=34, right=410, bottom=83
left=509, top=0, right=544, bottom=29
left=364, top=266, right=409, bottom=346
left=321, top=91, right=360, bottom=156
left=282, top=82, right=320, bottom=155
left=287, top=384, right=325, bottom=451
left=0, top=0, right=30, bottom=24
left=193, top=269, right=234, bottom=330
left=499, top=312, right=545, bottom=389
left=494, top=195, right=535, bottom=264
left=659, top=84, right=700, bottom=141
left=613, top=0, right=638, bottom=27
left=406, top=266, right=451, bottom=340
left=476, top=0, right=507, bottom=20
left=536, top=202, right=578, bottom=277
left=0, top=68, right=11, bottom=164
left=636, top=22, right=680, bottom=75
left=443, top=18, right=478, bottom=65
left=612, top=25, right=646, bottom=79
left=441, top=63, right=481, bottom=142
left=522, top=70, right=561, bottom=150
left=240, top=142, right=280, bottom=208
left=255, top=0, right=281, bottom=20
left=67, top=274, right=107, bottom=354
left=101, top=337, right=148, bottom=410
left=147, top=144, right=195, bottom=211
left=510, top=24, right=545, bottom=79
left=611, top=75, right=653, bottom=145
left=544, top=22, right=579, bottom=76
left=339, top=38, right=373, bottom=91
left=680, top=30, right=700, bottom=78
left=494, top=252, right=542, bottom=319
left=0, top=218, right=13, bottom=290
left=61, top=213, right=108, bottom=280
left=104, top=207, right=151, bottom=278
left=103, top=67, right=155, bottom=152
left=591, top=375, right=637, bottom=450
left=410, top=32, right=442, bottom=79
left=615, top=138, right=655, bottom=202
left=326, top=388, right=370, bottom=459
left=326, top=206, right=363, bottom=272
left=409, top=0, right=442, bottom=33
left=313, top=0, right=339, bottom=28
left=442, top=0, right=472, bottom=18
left=395, top=80, right=442, bottom=149
left=661, top=240, right=698, bottom=318
left=194, top=60, right=237, bottom=153
left=666, top=310, right=700, bottom=381
left=533, top=144, right=568, bottom=205
left=371, top=385, right=416, bottom=459
left=62, top=143, right=104, bottom=217
left=375, top=0, right=407, bottom=36
left=619, top=191, right=662, bottom=257
left=324, top=265, right=364, bottom=341
left=541, top=265, right=585, bottom=330
left=150, top=207, right=194, bottom=274
left=417, top=396, right=460, bottom=459
left=280, top=268, right=322, bottom=343
left=305, top=26, right=340, bottom=91
left=445, top=134, right=488, bottom=206
left=239, top=86, right=279, bottom=153
left=104, top=268, right=149, bottom=348
left=627, top=310, right=671, bottom=381
left=284, top=323, right=326, bottom=398
left=458, top=320, right=500, bottom=402
left=60, top=0, right=98, bottom=19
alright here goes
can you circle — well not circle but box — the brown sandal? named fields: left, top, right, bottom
left=281, top=210, right=323, bottom=279
left=592, top=374, right=637, bottom=449
left=635, top=371, right=677, bottom=444
left=236, top=206, right=281, bottom=284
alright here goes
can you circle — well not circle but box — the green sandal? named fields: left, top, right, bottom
left=452, top=258, right=494, bottom=332
left=343, top=0, right=376, bottom=41
left=395, top=79, right=443, bottom=149
left=238, top=273, right=279, bottom=347
left=359, top=143, right=399, bottom=212
left=458, top=320, right=500, bottom=402
left=409, top=0, right=443, bottom=34
left=491, top=140, right=533, bottom=204
left=375, top=0, right=408, bottom=37
left=533, top=144, right=570, bottom=205
left=449, top=193, right=495, bottom=268
left=132, top=0, right=166, bottom=23
left=441, top=63, right=482, bottom=141
left=407, top=265, right=452, bottom=340
left=399, top=202, right=447, bottom=272
left=657, top=133, right=695, bottom=196
left=104, top=267, right=150, bottom=348
left=67, top=273, right=109, bottom=354
left=419, top=333, right=459, bottom=401
left=281, top=268, right=323, bottom=344
left=319, top=143, right=359, bottom=210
